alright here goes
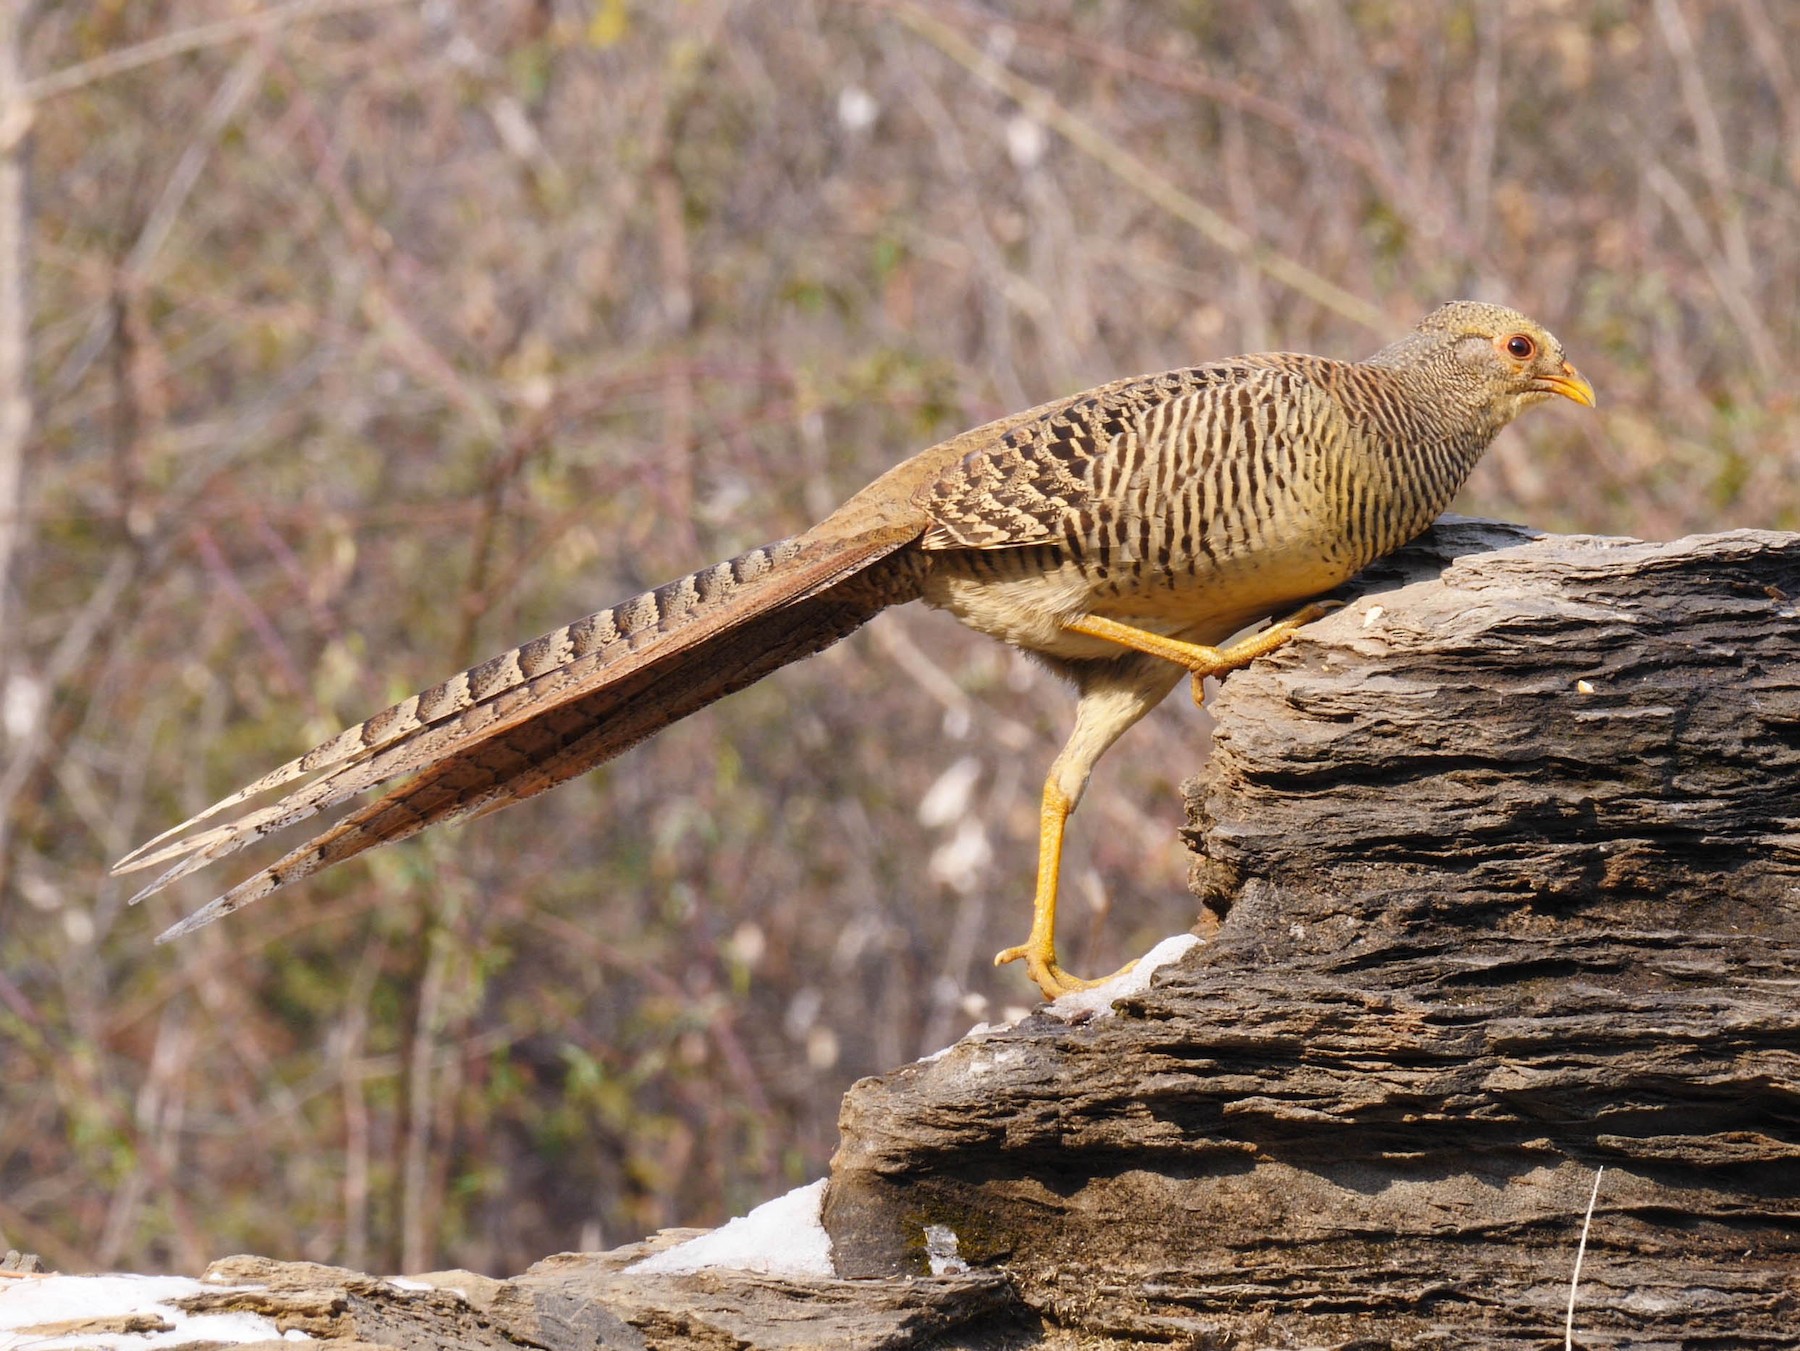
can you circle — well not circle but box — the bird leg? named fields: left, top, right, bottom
left=992, top=777, right=1134, bottom=998
left=994, top=663, right=1177, bottom=999
left=1063, top=600, right=1342, bottom=705
left=995, top=603, right=1340, bottom=999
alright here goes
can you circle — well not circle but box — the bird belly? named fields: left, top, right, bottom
left=920, top=536, right=1353, bottom=664
left=921, top=551, right=1107, bottom=657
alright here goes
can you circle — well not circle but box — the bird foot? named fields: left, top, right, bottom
left=1186, top=599, right=1346, bottom=705
left=995, top=942, right=1138, bottom=1001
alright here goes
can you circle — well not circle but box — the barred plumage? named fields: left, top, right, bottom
left=116, top=301, right=1593, bottom=994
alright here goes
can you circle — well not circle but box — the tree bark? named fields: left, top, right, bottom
left=0, top=1249, right=1027, bottom=1350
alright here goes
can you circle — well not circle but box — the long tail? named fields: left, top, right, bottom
left=114, top=526, right=926, bottom=942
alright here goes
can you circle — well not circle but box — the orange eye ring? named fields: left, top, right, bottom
left=1503, top=333, right=1536, bottom=361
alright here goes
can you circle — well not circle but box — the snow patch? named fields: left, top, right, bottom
left=920, top=935, right=1204, bottom=1059
left=922, top=1224, right=968, bottom=1276
left=383, top=1275, right=468, bottom=1302
left=1043, top=934, right=1203, bottom=1020
left=0, top=1274, right=304, bottom=1349
left=921, top=1021, right=1003, bottom=1061
left=628, top=1179, right=833, bottom=1278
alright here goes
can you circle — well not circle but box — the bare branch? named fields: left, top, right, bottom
left=0, top=6, right=29, bottom=688
left=885, top=1, right=1393, bottom=333
left=22, top=0, right=409, bottom=103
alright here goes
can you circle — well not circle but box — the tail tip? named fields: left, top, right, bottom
left=153, top=898, right=230, bottom=944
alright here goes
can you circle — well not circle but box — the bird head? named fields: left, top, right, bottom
left=1406, top=300, right=1597, bottom=419
left=1366, top=301, right=1596, bottom=438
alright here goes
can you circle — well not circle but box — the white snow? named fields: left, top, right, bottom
left=381, top=1274, right=468, bottom=1303
left=1042, top=933, right=1203, bottom=1021
left=628, top=1178, right=834, bottom=1278
left=922, top=1224, right=968, bottom=1277
left=0, top=1274, right=306, bottom=1349
left=919, top=933, right=1207, bottom=1063
left=922, top=1022, right=996, bottom=1061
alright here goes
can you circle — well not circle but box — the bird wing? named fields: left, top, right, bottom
left=915, top=361, right=1284, bottom=553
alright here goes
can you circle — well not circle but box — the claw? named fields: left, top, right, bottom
left=995, top=941, right=1137, bottom=1001
left=1184, top=599, right=1344, bottom=706
left=1283, top=598, right=1344, bottom=624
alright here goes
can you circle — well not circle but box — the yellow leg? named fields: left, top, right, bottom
left=993, top=777, right=1136, bottom=998
left=994, top=602, right=1341, bottom=999
left=1064, top=600, right=1342, bottom=706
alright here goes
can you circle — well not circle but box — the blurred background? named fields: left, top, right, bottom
left=0, top=0, right=1794, bottom=1278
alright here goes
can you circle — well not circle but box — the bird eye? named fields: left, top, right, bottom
left=1504, top=334, right=1536, bottom=360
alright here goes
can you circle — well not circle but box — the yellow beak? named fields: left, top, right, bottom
left=1535, top=361, right=1597, bottom=408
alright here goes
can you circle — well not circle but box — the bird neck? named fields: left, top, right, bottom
left=1364, top=333, right=1519, bottom=447
left=1363, top=327, right=1439, bottom=372
left=1336, top=340, right=1512, bottom=559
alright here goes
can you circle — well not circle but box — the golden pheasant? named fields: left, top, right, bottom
left=116, top=301, right=1594, bottom=997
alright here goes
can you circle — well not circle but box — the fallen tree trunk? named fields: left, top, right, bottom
left=14, top=521, right=1796, bottom=1349
left=825, top=519, right=1800, bottom=1347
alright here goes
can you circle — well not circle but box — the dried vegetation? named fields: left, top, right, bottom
left=0, top=0, right=1795, bottom=1276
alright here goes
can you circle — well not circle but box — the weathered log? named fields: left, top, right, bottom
left=0, top=1247, right=1030, bottom=1350
left=825, top=520, right=1800, bottom=1347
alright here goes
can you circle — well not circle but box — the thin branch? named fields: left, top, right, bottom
left=922, top=0, right=1485, bottom=268
left=48, top=41, right=275, bottom=404
left=1645, top=162, right=1779, bottom=380
left=1463, top=0, right=1502, bottom=254
left=402, top=898, right=454, bottom=1275
left=125, top=44, right=271, bottom=281
left=1565, top=1165, right=1604, bottom=1351
left=0, top=5, right=29, bottom=689
left=884, top=2, right=1391, bottom=334
left=1653, top=0, right=1755, bottom=286
left=21, top=0, right=409, bottom=103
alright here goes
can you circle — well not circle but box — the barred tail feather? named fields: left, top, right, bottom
left=120, top=527, right=924, bottom=936
left=151, top=566, right=911, bottom=942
